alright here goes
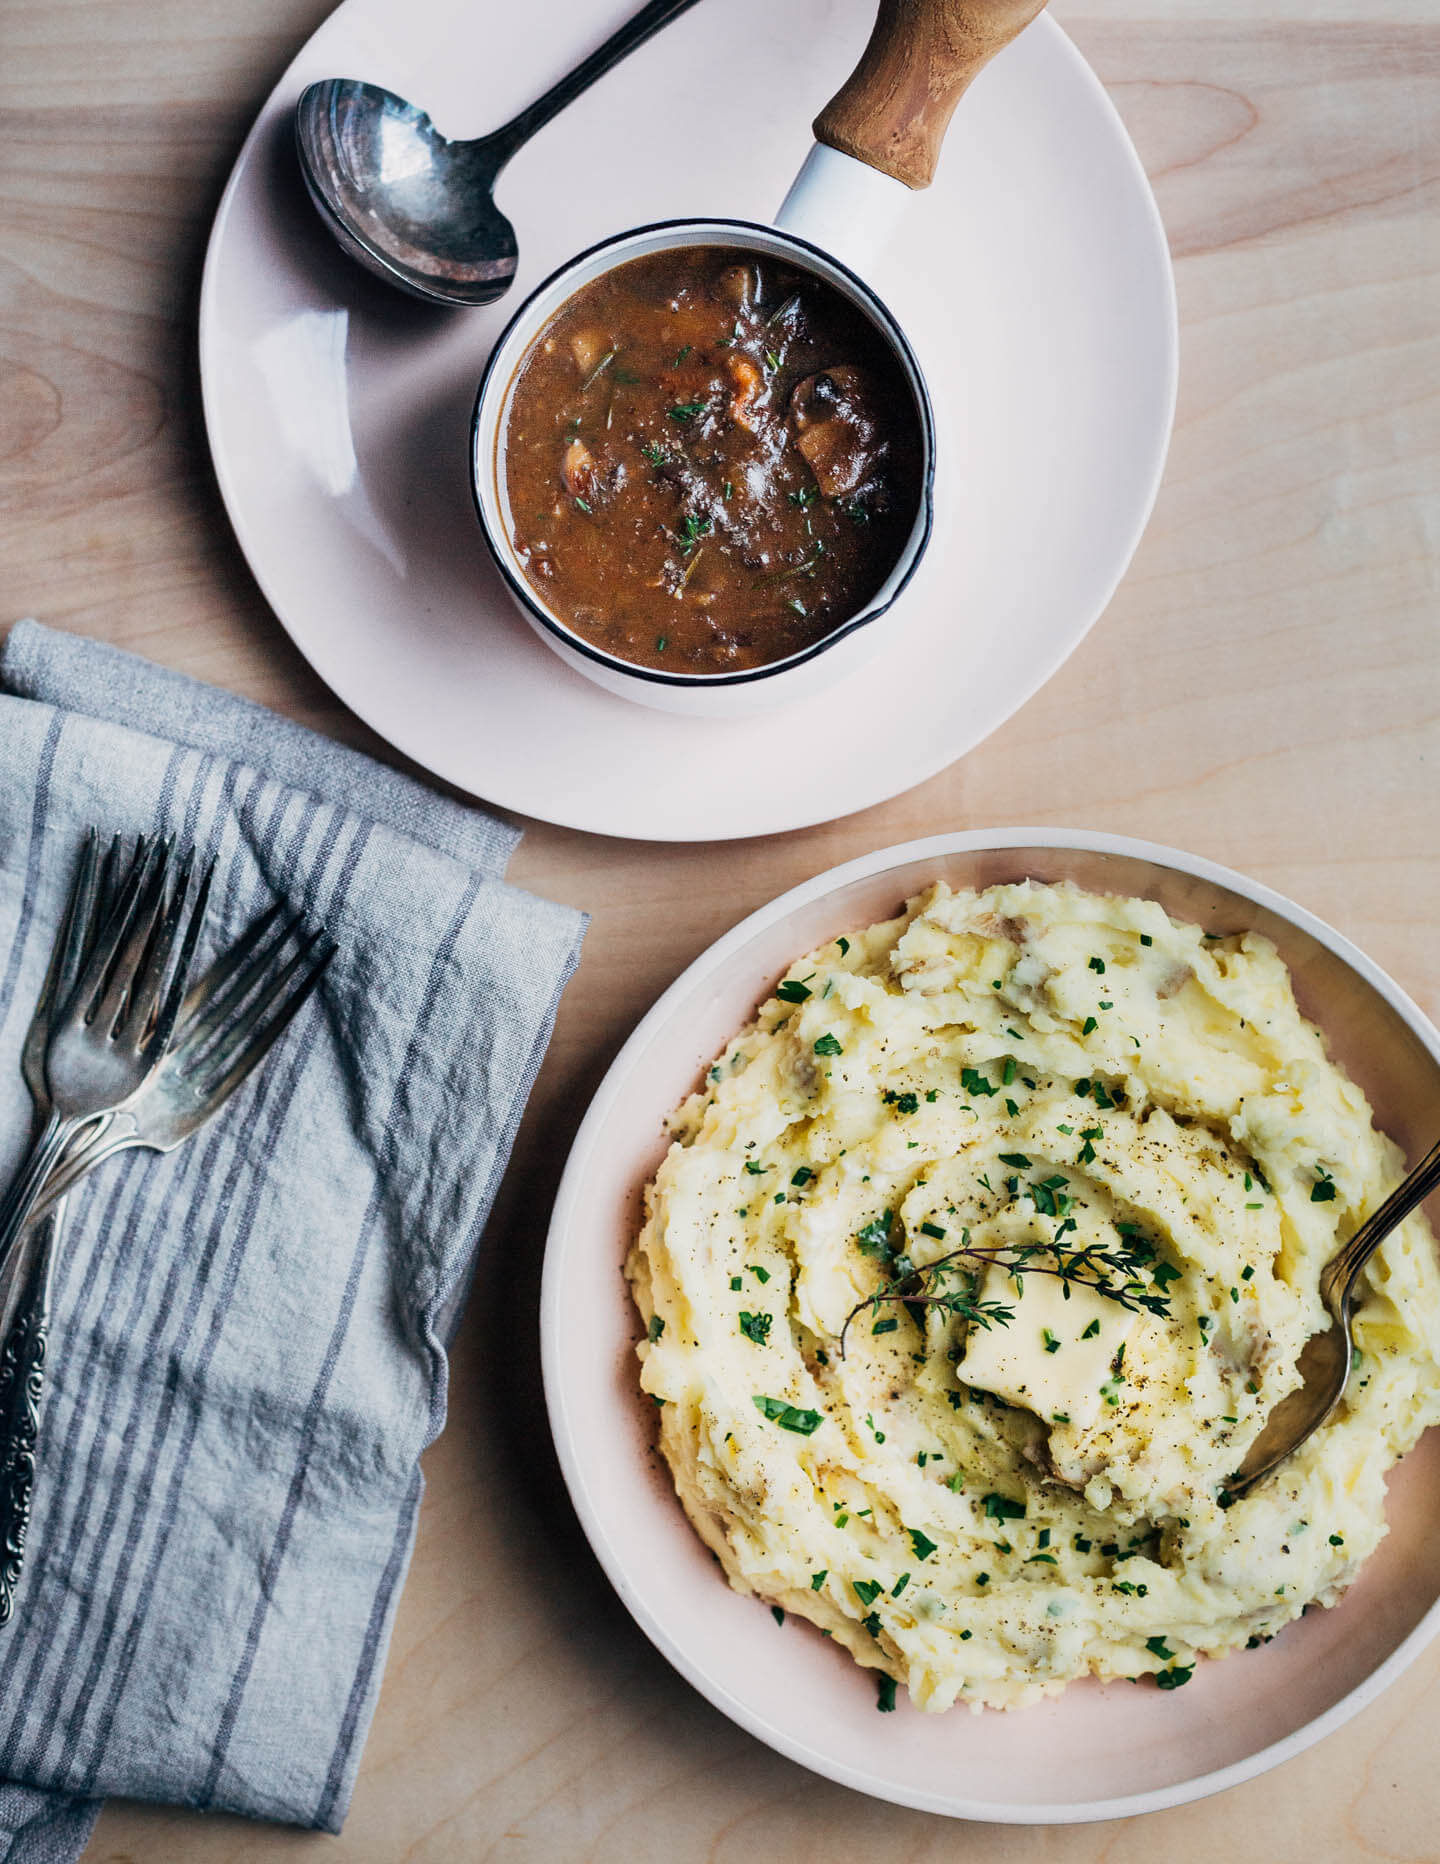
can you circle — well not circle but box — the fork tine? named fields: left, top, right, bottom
left=175, top=902, right=293, bottom=1049
left=146, top=857, right=216, bottom=1059
left=66, top=837, right=166, bottom=1028
left=187, top=932, right=335, bottom=1098
left=41, top=830, right=99, bottom=1018
left=90, top=839, right=178, bottom=1039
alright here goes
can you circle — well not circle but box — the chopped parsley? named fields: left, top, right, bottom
left=668, top=399, right=707, bottom=423
left=752, top=1395, right=821, bottom=1434
left=853, top=1579, right=883, bottom=1607
left=908, top=1527, right=939, bottom=1561
left=791, top=1166, right=814, bottom=1187
left=811, top=1570, right=827, bottom=1590
left=1043, top=1329, right=1061, bottom=1355
left=1311, top=1166, right=1337, bottom=1203
left=813, top=1032, right=843, bottom=1056
left=982, top=1493, right=1026, bottom=1522
left=875, top=1675, right=897, bottom=1713
left=739, top=1311, right=772, bottom=1345
left=776, top=976, right=813, bottom=1003
left=647, top=1315, right=665, bottom=1342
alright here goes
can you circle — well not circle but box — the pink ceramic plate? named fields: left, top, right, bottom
left=199, top=0, right=1175, bottom=841
left=541, top=829, right=1440, bottom=1820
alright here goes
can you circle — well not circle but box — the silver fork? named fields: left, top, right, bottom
left=33, top=903, right=335, bottom=1213
left=0, top=836, right=211, bottom=1282
left=0, top=830, right=163, bottom=1620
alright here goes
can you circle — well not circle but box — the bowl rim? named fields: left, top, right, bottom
left=541, top=825, right=1440, bottom=1823
left=469, top=215, right=938, bottom=688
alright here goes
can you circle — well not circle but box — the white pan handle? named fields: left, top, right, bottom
left=773, top=144, right=911, bottom=287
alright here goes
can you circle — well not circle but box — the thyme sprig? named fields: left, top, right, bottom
left=839, top=1210, right=1176, bottom=1357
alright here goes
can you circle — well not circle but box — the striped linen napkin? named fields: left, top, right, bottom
left=0, top=621, right=587, bottom=1860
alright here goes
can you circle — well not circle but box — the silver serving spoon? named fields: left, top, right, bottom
left=295, top=0, right=704, bottom=307
left=1227, top=1135, right=1440, bottom=1501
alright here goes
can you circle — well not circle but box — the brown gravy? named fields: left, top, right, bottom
left=501, top=245, right=924, bottom=674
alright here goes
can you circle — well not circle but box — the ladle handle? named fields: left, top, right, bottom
left=490, top=0, right=705, bottom=162
left=814, top=0, right=1049, bottom=190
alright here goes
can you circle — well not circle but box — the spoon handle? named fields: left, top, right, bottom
left=1323, top=1136, right=1440, bottom=1312
left=814, top=0, right=1049, bottom=190
left=487, top=0, right=705, bottom=163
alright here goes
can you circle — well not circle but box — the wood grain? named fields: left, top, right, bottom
left=1, top=0, right=1438, bottom=1857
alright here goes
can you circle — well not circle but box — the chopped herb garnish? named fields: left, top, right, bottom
left=1043, top=1329, right=1061, bottom=1354
left=982, top=1493, right=1026, bottom=1522
left=1082, top=1016, right=1098, bottom=1036
left=1155, top=1665, right=1194, bottom=1690
left=872, top=1316, right=899, bottom=1336
left=668, top=399, right=707, bottom=423
left=1311, top=1167, right=1337, bottom=1203
left=1140, top=933, right=1153, bottom=946
left=1145, top=1635, right=1175, bottom=1660
left=791, top=1166, right=814, bottom=1186
left=853, top=1579, right=883, bottom=1607
left=814, top=1032, right=843, bottom=1056
left=908, top=1527, right=939, bottom=1561
left=729, top=1275, right=742, bottom=1291
left=1082, top=1318, right=1101, bottom=1340
left=920, top=1220, right=947, bottom=1240
left=752, top=1395, right=821, bottom=1435
left=776, top=976, right=813, bottom=1002
left=771, top=1606, right=785, bottom=1626
left=811, top=1570, right=827, bottom=1589
left=673, top=345, right=692, bottom=366
left=875, top=1674, right=897, bottom=1712
left=999, top=1152, right=1032, bottom=1169
left=647, top=1314, right=665, bottom=1342
left=739, top=1311, right=773, bottom=1345
left=891, top=1572, right=911, bottom=1598
left=1089, top=957, right=1106, bottom=974
left=675, top=512, right=712, bottom=554
left=748, top=1264, right=771, bottom=1284
left=573, top=496, right=593, bottom=514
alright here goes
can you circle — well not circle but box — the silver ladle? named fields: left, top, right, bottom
left=1227, top=1135, right=1440, bottom=1500
left=294, top=0, right=703, bottom=307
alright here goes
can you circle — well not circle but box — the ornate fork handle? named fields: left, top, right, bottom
left=0, top=1205, right=59, bottom=1628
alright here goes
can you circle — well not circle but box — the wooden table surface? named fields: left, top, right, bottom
left=3, top=0, right=1438, bottom=1856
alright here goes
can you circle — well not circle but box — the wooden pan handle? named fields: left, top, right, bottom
left=814, top=0, right=1049, bottom=190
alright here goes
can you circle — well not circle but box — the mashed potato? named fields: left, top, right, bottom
left=625, top=881, right=1440, bottom=1711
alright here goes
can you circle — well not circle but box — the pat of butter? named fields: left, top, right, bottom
left=958, top=1266, right=1137, bottom=1429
